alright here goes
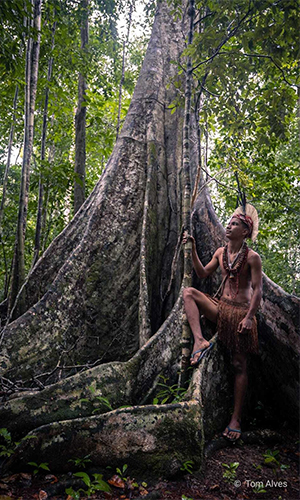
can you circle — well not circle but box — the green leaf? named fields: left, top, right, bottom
left=39, top=463, right=50, bottom=471
left=74, top=471, right=91, bottom=487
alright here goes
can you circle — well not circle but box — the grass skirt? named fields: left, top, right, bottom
left=217, top=297, right=258, bottom=354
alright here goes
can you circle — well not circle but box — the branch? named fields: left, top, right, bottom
left=202, top=86, right=220, bottom=97
left=197, top=174, right=239, bottom=195
left=239, top=51, right=299, bottom=89
left=191, top=1, right=256, bottom=72
left=193, top=11, right=214, bottom=27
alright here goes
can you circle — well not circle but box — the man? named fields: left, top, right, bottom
left=182, top=204, right=262, bottom=442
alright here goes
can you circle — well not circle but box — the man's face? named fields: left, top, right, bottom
left=226, top=216, right=249, bottom=240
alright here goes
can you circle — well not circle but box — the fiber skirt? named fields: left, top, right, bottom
left=217, top=297, right=259, bottom=354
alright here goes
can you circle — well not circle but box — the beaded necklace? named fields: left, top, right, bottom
left=222, top=241, right=248, bottom=298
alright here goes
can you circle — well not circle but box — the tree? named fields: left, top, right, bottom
left=74, top=0, right=89, bottom=214
left=33, top=16, right=57, bottom=265
left=8, top=0, right=42, bottom=317
left=0, top=0, right=298, bottom=478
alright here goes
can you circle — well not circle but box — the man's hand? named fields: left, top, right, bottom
left=237, top=317, right=253, bottom=335
left=182, top=231, right=195, bottom=246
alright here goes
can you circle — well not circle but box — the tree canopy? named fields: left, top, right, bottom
left=0, top=0, right=298, bottom=302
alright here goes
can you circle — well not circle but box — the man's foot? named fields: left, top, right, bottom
left=190, top=341, right=213, bottom=366
left=222, top=420, right=242, bottom=443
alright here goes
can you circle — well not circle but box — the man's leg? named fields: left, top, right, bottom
left=183, top=288, right=218, bottom=365
left=223, top=352, right=248, bottom=441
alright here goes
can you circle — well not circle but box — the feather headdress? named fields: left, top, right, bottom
left=232, top=203, right=259, bottom=242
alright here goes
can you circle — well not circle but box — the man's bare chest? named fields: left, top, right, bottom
left=219, top=256, right=251, bottom=281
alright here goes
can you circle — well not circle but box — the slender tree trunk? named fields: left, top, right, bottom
left=9, top=0, right=42, bottom=316
left=0, top=85, right=19, bottom=229
left=116, top=2, right=133, bottom=139
left=41, top=115, right=55, bottom=252
left=74, top=0, right=89, bottom=215
left=179, top=0, right=195, bottom=383
left=0, top=84, right=19, bottom=301
left=33, top=20, right=56, bottom=265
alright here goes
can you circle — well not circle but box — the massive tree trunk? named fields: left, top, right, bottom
left=0, top=1, right=298, bottom=477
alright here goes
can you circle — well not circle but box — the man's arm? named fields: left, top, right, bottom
left=238, top=252, right=262, bottom=334
left=182, top=232, right=220, bottom=278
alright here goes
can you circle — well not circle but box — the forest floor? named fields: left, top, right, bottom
left=0, top=428, right=298, bottom=500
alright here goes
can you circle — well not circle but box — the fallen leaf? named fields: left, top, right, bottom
left=0, top=483, right=9, bottom=491
left=44, top=474, right=58, bottom=484
left=108, top=475, right=125, bottom=489
left=0, top=496, right=15, bottom=500
left=1, top=474, right=20, bottom=483
left=20, top=473, right=32, bottom=481
left=138, top=487, right=149, bottom=496
left=38, top=491, right=48, bottom=500
left=209, top=484, right=220, bottom=491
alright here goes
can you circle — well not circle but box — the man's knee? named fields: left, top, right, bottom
left=183, top=287, right=202, bottom=302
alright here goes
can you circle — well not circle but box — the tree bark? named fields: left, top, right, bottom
left=0, top=0, right=298, bottom=477
left=8, top=0, right=42, bottom=316
left=0, top=84, right=19, bottom=229
left=33, top=19, right=56, bottom=266
left=74, top=0, right=89, bottom=215
left=179, top=0, right=195, bottom=385
left=116, top=2, right=133, bottom=140
left=0, top=84, right=19, bottom=300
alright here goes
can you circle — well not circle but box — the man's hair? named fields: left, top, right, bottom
left=240, top=218, right=251, bottom=237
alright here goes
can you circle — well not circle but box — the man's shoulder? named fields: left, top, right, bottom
left=247, top=248, right=262, bottom=265
left=215, top=247, right=224, bottom=258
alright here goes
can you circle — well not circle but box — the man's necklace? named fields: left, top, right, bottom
left=227, top=244, right=244, bottom=277
left=223, top=241, right=248, bottom=298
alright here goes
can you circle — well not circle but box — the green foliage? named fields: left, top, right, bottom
left=65, top=471, right=111, bottom=499
left=262, top=449, right=290, bottom=475
left=0, top=427, right=36, bottom=458
left=116, top=463, right=128, bottom=481
left=263, top=449, right=280, bottom=467
left=0, top=0, right=298, bottom=300
left=79, top=384, right=113, bottom=413
left=0, top=428, right=16, bottom=458
left=65, top=464, right=149, bottom=499
left=180, top=460, right=194, bottom=474
left=0, top=0, right=151, bottom=301
left=169, top=0, right=300, bottom=295
left=222, top=461, right=239, bottom=483
left=68, top=454, right=92, bottom=469
left=28, top=461, right=50, bottom=475
left=152, top=375, right=187, bottom=405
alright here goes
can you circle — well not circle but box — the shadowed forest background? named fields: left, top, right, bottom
left=0, top=0, right=299, bottom=497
